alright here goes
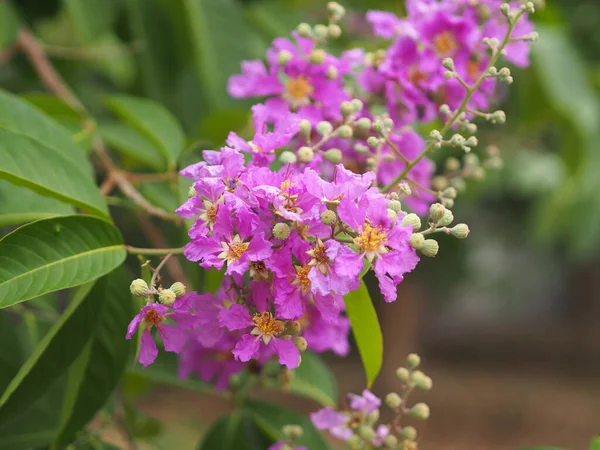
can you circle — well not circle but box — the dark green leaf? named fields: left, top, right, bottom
left=62, top=0, right=121, bottom=42
left=55, top=268, right=136, bottom=445
left=290, top=351, right=338, bottom=407
left=100, top=121, right=166, bottom=171
left=105, top=95, right=185, bottom=169
left=344, top=281, right=383, bottom=387
left=0, top=215, right=126, bottom=308
left=0, top=2, right=18, bottom=51
left=591, top=437, right=600, bottom=450
left=198, top=411, right=272, bottom=450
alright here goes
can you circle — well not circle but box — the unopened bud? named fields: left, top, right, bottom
left=356, top=117, right=371, bottom=131
left=409, top=403, right=430, bottom=420
left=293, top=336, right=308, bottom=352
left=442, top=57, right=455, bottom=70
left=285, top=321, right=302, bottom=335
left=316, top=121, right=333, bottom=136
left=299, top=119, right=312, bottom=137
left=429, top=203, right=446, bottom=222
left=406, top=353, right=421, bottom=369
left=437, top=209, right=454, bottom=227
left=338, top=124, right=353, bottom=138
left=327, top=1, right=346, bottom=18
left=444, top=70, right=455, bottom=79
left=420, top=239, right=439, bottom=257
left=310, top=48, right=326, bottom=64
left=383, top=435, right=398, bottom=448
left=441, top=187, right=457, bottom=199
left=366, top=136, right=380, bottom=147
left=465, top=136, right=478, bottom=148
left=445, top=157, right=461, bottom=172
left=490, top=110, right=506, bottom=124
left=273, top=223, right=291, bottom=240
left=500, top=3, right=510, bottom=16
left=401, top=213, right=421, bottom=232
left=169, top=282, right=186, bottom=298
left=409, top=233, right=425, bottom=250
left=296, top=22, right=312, bottom=37
left=439, top=104, right=452, bottom=116
left=326, top=65, right=338, bottom=79
left=450, top=133, right=466, bottom=148
left=282, top=425, right=303, bottom=439
left=130, top=278, right=150, bottom=297
left=158, top=289, right=176, bottom=305
left=398, top=182, right=412, bottom=196
left=358, top=425, right=375, bottom=441
left=347, top=435, right=362, bottom=449
left=313, top=24, right=328, bottom=39
left=354, top=143, right=369, bottom=154
left=328, top=23, right=342, bottom=38
left=387, top=200, right=402, bottom=213
left=441, top=197, right=455, bottom=209
left=450, top=223, right=470, bottom=239
left=320, top=209, right=337, bottom=225
left=297, top=146, right=314, bottom=163
left=278, top=50, right=292, bottom=65
left=396, top=367, right=410, bottom=382
left=385, top=392, right=402, bottom=409
left=401, top=426, right=418, bottom=441
left=280, top=151, right=297, bottom=164
left=387, top=209, right=397, bottom=221
left=351, top=99, right=363, bottom=112
left=324, top=148, right=343, bottom=164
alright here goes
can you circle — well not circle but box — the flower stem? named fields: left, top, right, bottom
left=126, top=246, right=184, bottom=256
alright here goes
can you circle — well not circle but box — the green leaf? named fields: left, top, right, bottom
left=289, top=351, right=338, bottom=407
left=62, top=0, right=121, bottom=42
left=0, top=215, right=126, bottom=309
left=199, top=411, right=272, bottom=450
left=0, top=281, right=101, bottom=422
left=0, top=2, right=18, bottom=52
left=343, top=281, right=383, bottom=387
left=55, top=268, right=136, bottom=446
left=100, top=121, right=166, bottom=171
left=247, top=400, right=330, bottom=450
left=0, top=180, right=74, bottom=226
left=105, top=95, right=185, bottom=169
left=591, top=437, right=600, bottom=450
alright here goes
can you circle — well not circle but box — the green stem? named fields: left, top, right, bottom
left=126, top=245, right=184, bottom=256
left=381, top=10, right=525, bottom=193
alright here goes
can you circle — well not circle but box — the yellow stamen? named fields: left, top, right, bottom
left=251, top=311, right=284, bottom=343
left=292, top=265, right=312, bottom=295
left=284, top=75, right=314, bottom=106
left=307, top=240, right=331, bottom=275
left=218, top=235, right=249, bottom=263
left=434, top=32, right=457, bottom=56
left=354, top=222, right=388, bottom=262
left=144, top=308, right=163, bottom=329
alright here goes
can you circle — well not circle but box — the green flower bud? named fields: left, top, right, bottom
left=324, top=148, right=343, bottom=164
left=366, top=408, right=379, bottom=425
left=273, top=223, right=291, bottom=240
left=442, top=57, right=455, bottom=70
left=282, top=425, right=303, bottom=439
left=444, top=70, right=454, bottom=80
left=284, top=321, right=302, bottom=336
left=328, top=23, right=342, bottom=38
left=354, top=143, right=369, bottom=154
left=358, top=425, right=375, bottom=441
left=313, top=24, right=329, bottom=39
left=296, top=22, right=312, bottom=37
left=409, top=233, right=425, bottom=250
left=401, top=213, right=421, bottom=232
left=280, top=151, right=298, bottom=164
left=441, top=187, right=457, bottom=199
left=351, top=99, right=363, bottom=112
left=385, top=392, right=402, bottom=409
left=326, top=65, right=338, bottom=79
left=398, top=182, right=412, bottom=196
left=406, top=353, right=421, bottom=369
left=429, top=203, right=446, bottom=223
left=310, top=48, right=326, bottom=64
left=445, top=157, right=461, bottom=172
left=297, top=146, right=315, bottom=163
left=347, top=435, right=362, bottom=450
left=383, top=435, right=398, bottom=448
left=327, top=1, right=346, bottom=18
left=159, top=288, right=176, bottom=305
left=420, top=239, right=439, bottom=257
left=366, top=136, right=379, bottom=147
left=465, top=136, right=478, bottom=148
left=401, top=426, right=418, bottom=441
left=130, top=278, right=150, bottom=297
left=450, top=223, right=470, bottom=239
left=387, top=209, right=397, bottom=221
left=299, top=119, right=312, bottom=137
left=500, top=3, right=510, bottom=16
left=408, top=403, right=430, bottom=420
left=340, top=101, right=354, bottom=116
left=356, top=117, right=372, bottom=131
left=383, top=117, right=394, bottom=129
left=450, top=133, right=466, bottom=148
left=410, top=370, right=428, bottom=388
left=293, top=336, right=308, bottom=352
left=188, top=186, right=197, bottom=198
left=490, top=110, right=506, bottom=124
left=169, top=282, right=186, bottom=298
left=387, top=200, right=402, bottom=213
left=396, top=367, right=410, bottom=382
left=437, top=209, right=454, bottom=227
left=439, top=104, right=452, bottom=116
left=321, top=210, right=337, bottom=225
left=338, top=124, right=353, bottom=138
left=441, top=197, right=455, bottom=209
left=316, top=121, right=333, bottom=136
left=278, top=50, right=293, bottom=65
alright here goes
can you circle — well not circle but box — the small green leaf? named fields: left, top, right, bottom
left=100, top=121, right=166, bottom=171
left=105, top=95, right=185, bottom=169
left=0, top=215, right=126, bottom=309
left=0, top=282, right=101, bottom=422
left=290, top=351, right=338, bottom=407
left=344, top=281, right=383, bottom=387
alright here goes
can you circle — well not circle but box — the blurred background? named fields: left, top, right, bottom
left=1, top=0, right=599, bottom=448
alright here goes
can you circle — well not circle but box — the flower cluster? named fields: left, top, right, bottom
left=125, top=0, right=537, bottom=393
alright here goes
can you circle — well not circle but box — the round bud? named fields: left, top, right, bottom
left=410, top=370, right=427, bottom=388
left=387, top=209, right=397, bottom=221
left=382, top=117, right=394, bottom=129
left=420, top=239, right=439, bottom=257
left=347, top=435, right=362, bottom=450
left=441, top=187, right=457, bottom=199
left=366, top=136, right=379, bottom=147
left=430, top=129, right=443, bottom=141
left=401, top=426, right=418, bottom=441
left=188, top=186, right=197, bottom=198
left=328, top=23, right=342, bottom=38
left=450, top=223, right=470, bottom=239
left=351, top=99, right=363, bottom=112
left=313, top=24, right=329, bottom=39
left=280, top=151, right=298, bottom=165
left=491, top=110, right=506, bottom=124
left=442, top=197, right=455, bottom=209
left=465, top=136, right=478, bottom=148
left=323, top=148, right=342, bottom=164
left=310, top=49, right=326, bottom=64
left=321, top=210, right=337, bottom=225
left=293, top=336, right=308, bottom=352
left=273, top=223, right=291, bottom=240
left=358, top=425, right=375, bottom=441
left=409, top=403, right=430, bottom=420
left=169, top=282, right=186, bottom=298
left=500, top=3, right=510, bottom=15
left=387, top=200, right=402, bottom=213
left=296, top=22, right=312, bottom=37
left=445, top=157, right=461, bottom=172
left=299, top=119, right=312, bottom=137
left=450, top=133, right=466, bottom=148
left=282, top=425, right=303, bottom=439
left=338, top=124, right=353, bottom=138
left=444, top=70, right=454, bottom=80
left=406, top=353, right=421, bottom=369
left=383, top=435, right=398, bottom=448
left=398, top=182, right=412, bottom=196
left=297, top=146, right=315, bottom=163
left=442, top=57, right=455, bottom=70
left=326, top=65, right=338, bottom=79
left=409, top=233, right=425, bottom=250
left=356, top=117, right=372, bottom=131
left=465, top=123, right=478, bottom=134
left=130, top=279, right=150, bottom=297
left=439, top=104, right=452, bottom=116
left=385, top=392, right=402, bottom=409
left=366, top=158, right=376, bottom=170
left=277, top=50, right=292, bottom=65
left=437, top=208, right=454, bottom=227
left=316, top=121, right=333, bottom=136
left=354, top=143, right=369, bottom=154
left=401, top=213, right=421, bottom=232
left=158, top=289, right=176, bottom=306
left=431, top=175, right=449, bottom=192
left=396, top=367, right=410, bottom=382
left=429, top=203, right=446, bottom=223
left=327, top=1, right=345, bottom=17
left=284, top=321, right=302, bottom=335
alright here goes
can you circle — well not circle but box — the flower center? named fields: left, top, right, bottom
left=434, top=32, right=457, bottom=56
left=354, top=223, right=387, bottom=253
left=292, top=265, right=312, bottom=295
left=408, top=68, right=427, bottom=85
left=219, top=235, right=250, bottom=262
left=206, top=204, right=218, bottom=223
left=307, top=241, right=331, bottom=275
left=249, top=261, right=269, bottom=281
left=144, top=308, right=163, bottom=328
left=253, top=311, right=284, bottom=336
left=284, top=75, right=314, bottom=105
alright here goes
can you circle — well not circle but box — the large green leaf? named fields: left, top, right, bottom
left=343, top=281, right=383, bottom=388
left=247, top=400, right=330, bottom=450
left=0, top=282, right=100, bottom=422
left=591, top=437, right=600, bottom=450
left=0, top=215, right=126, bottom=309
left=290, top=352, right=338, bottom=407
left=55, top=268, right=136, bottom=446
left=0, top=181, right=74, bottom=227
left=198, top=411, right=272, bottom=450
left=100, top=121, right=166, bottom=171
left=62, top=0, right=121, bottom=42
left=105, top=95, right=185, bottom=169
